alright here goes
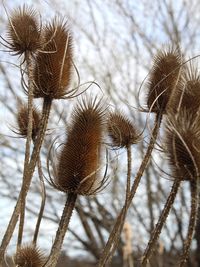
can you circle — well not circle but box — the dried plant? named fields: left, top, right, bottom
left=97, top=111, right=140, bottom=265
left=166, top=111, right=200, bottom=266
left=45, top=97, right=107, bottom=267
left=16, top=17, right=74, bottom=254
left=142, top=109, right=200, bottom=265
left=0, top=7, right=74, bottom=262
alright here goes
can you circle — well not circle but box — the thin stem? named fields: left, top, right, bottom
left=195, top=191, right=200, bottom=267
left=126, top=145, right=132, bottom=202
left=0, top=98, right=52, bottom=264
left=17, top=51, right=34, bottom=248
left=105, top=145, right=132, bottom=263
left=44, top=193, right=77, bottom=267
left=33, top=155, right=46, bottom=245
left=178, top=180, right=198, bottom=267
left=98, top=113, right=162, bottom=267
left=142, top=179, right=181, bottom=266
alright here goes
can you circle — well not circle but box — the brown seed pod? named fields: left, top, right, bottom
left=51, top=98, right=106, bottom=195
left=33, top=18, right=73, bottom=99
left=165, top=110, right=200, bottom=181
left=147, top=47, right=182, bottom=113
left=7, top=5, right=42, bottom=55
left=169, top=64, right=200, bottom=115
left=107, top=111, right=140, bottom=148
left=14, top=245, right=46, bottom=267
left=16, top=104, right=41, bottom=139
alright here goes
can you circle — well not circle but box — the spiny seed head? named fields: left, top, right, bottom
left=52, top=98, right=106, bottom=195
left=16, top=104, right=41, bottom=139
left=165, top=110, right=200, bottom=181
left=14, top=245, right=46, bottom=267
left=169, top=64, right=200, bottom=115
left=107, top=111, right=140, bottom=148
left=33, top=18, right=73, bottom=99
left=7, top=5, right=42, bottom=55
left=147, top=47, right=182, bottom=113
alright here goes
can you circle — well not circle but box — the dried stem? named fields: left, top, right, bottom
left=98, top=113, right=162, bottom=266
left=178, top=180, right=198, bottom=266
left=33, top=155, right=46, bottom=245
left=17, top=51, right=34, bottom=248
left=44, top=193, right=77, bottom=267
left=105, top=145, right=132, bottom=263
left=126, top=145, right=132, bottom=202
left=0, top=98, right=52, bottom=263
left=142, top=179, right=181, bottom=266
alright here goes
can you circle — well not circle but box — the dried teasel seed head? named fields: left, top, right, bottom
left=107, top=111, right=140, bottom=148
left=147, top=47, right=183, bottom=114
left=165, top=110, right=200, bottom=181
left=16, top=104, right=41, bottom=139
left=14, top=245, right=46, bottom=267
left=33, top=18, right=73, bottom=99
left=7, top=5, right=42, bottom=55
left=169, top=63, right=200, bottom=115
left=52, top=98, right=106, bottom=195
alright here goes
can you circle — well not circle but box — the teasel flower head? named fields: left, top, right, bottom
left=14, top=245, right=46, bottom=267
left=147, top=47, right=182, bottom=114
left=33, top=18, right=73, bottom=99
left=16, top=104, right=41, bottom=140
left=50, top=97, right=107, bottom=195
left=165, top=109, right=200, bottom=181
left=169, top=63, right=200, bottom=115
left=107, top=111, right=141, bottom=148
left=6, top=5, right=42, bottom=55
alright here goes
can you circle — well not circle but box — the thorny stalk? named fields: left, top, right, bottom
left=17, top=51, right=34, bottom=249
left=141, top=179, right=181, bottom=266
left=44, top=193, right=77, bottom=267
left=178, top=180, right=199, bottom=266
left=106, top=145, right=132, bottom=264
left=33, top=155, right=46, bottom=245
